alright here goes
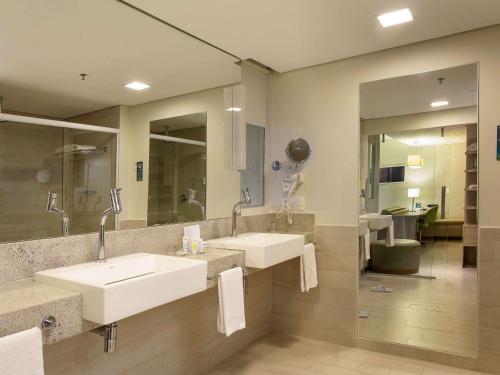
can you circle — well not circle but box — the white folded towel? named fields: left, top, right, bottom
left=363, top=228, right=371, bottom=261
left=0, top=327, right=44, bottom=375
left=217, top=267, right=246, bottom=337
left=300, top=243, right=318, bottom=292
left=385, top=222, right=395, bottom=247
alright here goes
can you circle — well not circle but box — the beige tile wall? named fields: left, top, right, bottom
left=272, top=225, right=358, bottom=346
left=44, top=269, right=272, bottom=375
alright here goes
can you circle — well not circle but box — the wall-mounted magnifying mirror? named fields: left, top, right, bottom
left=286, top=138, right=311, bottom=164
left=272, top=137, right=311, bottom=171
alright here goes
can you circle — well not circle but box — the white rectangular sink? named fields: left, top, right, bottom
left=35, top=253, right=207, bottom=325
left=207, top=232, right=304, bottom=269
left=359, top=213, right=393, bottom=231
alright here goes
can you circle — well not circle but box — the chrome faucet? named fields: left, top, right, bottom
left=231, top=188, right=251, bottom=237
left=97, top=188, right=122, bottom=262
left=47, top=192, right=70, bottom=236
left=187, top=188, right=206, bottom=220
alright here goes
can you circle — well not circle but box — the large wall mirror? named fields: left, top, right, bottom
left=0, top=0, right=248, bottom=242
left=358, top=64, right=478, bottom=356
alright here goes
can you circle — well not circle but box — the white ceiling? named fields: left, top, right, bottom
left=0, top=0, right=240, bottom=118
left=126, top=0, right=500, bottom=73
left=360, top=64, right=478, bottom=119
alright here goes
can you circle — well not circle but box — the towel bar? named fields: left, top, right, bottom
left=208, top=265, right=248, bottom=295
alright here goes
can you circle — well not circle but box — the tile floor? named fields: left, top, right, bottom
left=207, top=333, right=488, bottom=374
left=358, top=241, right=477, bottom=356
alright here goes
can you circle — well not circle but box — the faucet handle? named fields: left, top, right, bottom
left=109, top=188, right=122, bottom=214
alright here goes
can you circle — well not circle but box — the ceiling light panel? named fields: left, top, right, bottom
left=377, top=8, right=413, bottom=28
left=125, top=81, right=151, bottom=91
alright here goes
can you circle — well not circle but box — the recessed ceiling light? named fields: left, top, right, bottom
left=225, top=107, right=242, bottom=112
left=125, top=81, right=150, bottom=91
left=431, top=100, right=449, bottom=108
left=377, top=8, right=413, bottom=28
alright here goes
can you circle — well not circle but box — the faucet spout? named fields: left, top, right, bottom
left=97, top=189, right=122, bottom=262
left=47, top=192, right=70, bottom=236
left=231, top=188, right=251, bottom=237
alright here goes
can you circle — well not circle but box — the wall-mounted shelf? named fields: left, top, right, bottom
left=463, top=123, right=477, bottom=268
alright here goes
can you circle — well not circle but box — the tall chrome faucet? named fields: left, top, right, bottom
left=97, top=188, right=122, bottom=262
left=47, top=192, right=70, bottom=236
left=231, top=187, right=251, bottom=237
left=187, top=188, right=206, bottom=220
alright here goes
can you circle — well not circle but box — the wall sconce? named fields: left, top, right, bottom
left=407, top=154, right=424, bottom=169
left=224, top=84, right=247, bottom=171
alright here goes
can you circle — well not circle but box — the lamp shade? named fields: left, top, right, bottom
left=407, top=154, right=424, bottom=169
left=408, top=188, right=420, bottom=198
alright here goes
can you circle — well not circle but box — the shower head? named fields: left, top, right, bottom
left=47, top=192, right=58, bottom=211
left=54, top=144, right=104, bottom=157
left=242, top=187, right=251, bottom=205
left=109, top=188, right=122, bottom=215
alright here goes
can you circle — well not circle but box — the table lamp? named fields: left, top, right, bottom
left=408, top=188, right=420, bottom=212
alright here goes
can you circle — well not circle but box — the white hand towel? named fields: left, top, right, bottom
left=0, top=327, right=44, bottom=375
left=217, top=267, right=246, bottom=337
left=300, top=243, right=318, bottom=292
left=385, top=222, right=395, bottom=247
left=363, top=228, right=371, bottom=261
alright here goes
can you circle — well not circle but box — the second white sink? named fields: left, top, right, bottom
left=35, top=253, right=207, bottom=325
left=207, top=232, right=305, bottom=269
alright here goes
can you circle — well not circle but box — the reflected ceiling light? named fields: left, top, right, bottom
left=125, top=81, right=150, bottom=91
left=431, top=100, right=449, bottom=107
left=377, top=8, right=413, bottom=28
left=225, top=107, right=242, bottom=112
left=407, top=155, right=424, bottom=169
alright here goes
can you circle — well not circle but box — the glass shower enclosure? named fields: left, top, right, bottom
left=0, top=114, right=118, bottom=242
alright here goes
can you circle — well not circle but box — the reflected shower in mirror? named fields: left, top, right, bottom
left=358, top=64, right=478, bottom=356
left=148, top=113, right=207, bottom=226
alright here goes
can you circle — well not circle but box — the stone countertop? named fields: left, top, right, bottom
left=0, top=248, right=248, bottom=342
left=172, top=247, right=246, bottom=288
left=0, top=279, right=82, bottom=343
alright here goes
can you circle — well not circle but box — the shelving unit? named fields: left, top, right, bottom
left=463, top=123, right=478, bottom=267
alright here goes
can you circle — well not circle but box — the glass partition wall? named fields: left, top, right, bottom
left=0, top=118, right=118, bottom=242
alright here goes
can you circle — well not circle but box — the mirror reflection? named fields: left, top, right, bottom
left=0, top=0, right=243, bottom=242
left=358, top=64, right=478, bottom=356
left=148, top=113, right=207, bottom=225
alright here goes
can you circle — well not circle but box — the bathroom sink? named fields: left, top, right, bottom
left=35, top=253, right=207, bottom=325
left=359, top=213, right=392, bottom=231
left=358, top=219, right=369, bottom=236
left=207, top=232, right=304, bottom=269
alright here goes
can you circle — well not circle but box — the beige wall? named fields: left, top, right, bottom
left=270, top=26, right=500, bottom=226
